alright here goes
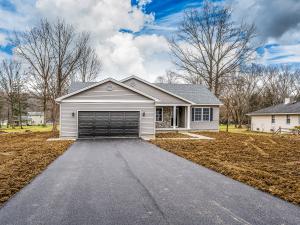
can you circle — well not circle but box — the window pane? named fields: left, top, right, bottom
left=203, top=108, right=210, bottom=121
left=194, top=108, right=202, bottom=121
left=156, top=108, right=162, bottom=121
left=271, top=115, right=275, bottom=123
left=286, top=115, right=290, bottom=124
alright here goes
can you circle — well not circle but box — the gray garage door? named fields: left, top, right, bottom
left=78, top=111, right=139, bottom=138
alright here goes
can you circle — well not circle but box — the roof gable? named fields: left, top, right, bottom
left=121, top=76, right=193, bottom=104
left=56, top=78, right=157, bottom=102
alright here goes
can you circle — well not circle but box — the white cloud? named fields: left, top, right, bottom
left=1, top=0, right=173, bottom=81
left=0, top=33, right=8, bottom=45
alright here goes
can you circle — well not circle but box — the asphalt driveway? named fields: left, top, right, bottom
left=0, top=139, right=299, bottom=225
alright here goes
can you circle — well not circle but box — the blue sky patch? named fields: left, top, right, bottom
left=0, top=0, right=16, bottom=12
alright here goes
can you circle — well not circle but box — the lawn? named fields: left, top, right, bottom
left=0, top=132, right=73, bottom=206
left=151, top=132, right=300, bottom=205
left=219, top=124, right=248, bottom=133
left=0, top=125, right=53, bottom=133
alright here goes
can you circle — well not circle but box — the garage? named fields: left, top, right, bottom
left=78, top=111, right=140, bottom=138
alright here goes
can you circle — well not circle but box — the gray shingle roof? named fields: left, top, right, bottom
left=248, top=102, right=300, bottom=115
left=155, top=83, right=222, bottom=105
left=69, top=82, right=97, bottom=93
left=68, top=81, right=222, bottom=105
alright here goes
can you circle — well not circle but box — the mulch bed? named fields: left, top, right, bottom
left=0, top=132, right=73, bottom=206
left=150, top=132, right=300, bottom=205
left=155, top=132, right=191, bottom=138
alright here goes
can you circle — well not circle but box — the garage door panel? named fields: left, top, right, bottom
left=78, top=111, right=139, bottom=138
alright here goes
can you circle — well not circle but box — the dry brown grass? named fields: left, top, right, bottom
left=155, top=132, right=191, bottom=138
left=151, top=132, right=300, bottom=205
left=0, top=132, right=73, bottom=205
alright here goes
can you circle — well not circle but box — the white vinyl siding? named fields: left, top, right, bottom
left=251, top=114, right=300, bottom=132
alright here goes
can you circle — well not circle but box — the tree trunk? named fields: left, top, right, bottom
left=10, top=103, right=15, bottom=129
left=226, top=107, right=229, bottom=132
left=43, top=96, right=47, bottom=127
left=52, top=101, right=59, bottom=133
left=7, top=108, right=9, bottom=128
left=18, top=100, right=23, bottom=129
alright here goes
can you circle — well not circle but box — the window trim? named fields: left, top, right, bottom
left=156, top=107, right=163, bottom=122
left=192, top=107, right=210, bottom=122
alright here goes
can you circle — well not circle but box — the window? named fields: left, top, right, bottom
left=192, top=107, right=211, bottom=121
left=271, top=115, right=275, bottom=124
left=193, top=108, right=202, bottom=121
left=202, top=108, right=210, bottom=121
left=286, top=115, right=291, bottom=124
left=156, top=108, right=163, bottom=122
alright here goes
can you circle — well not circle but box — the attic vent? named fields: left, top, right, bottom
left=129, top=81, right=136, bottom=87
left=106, top=84, right=113, bottom=91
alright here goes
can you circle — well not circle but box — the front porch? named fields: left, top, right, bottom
left=155, top=105, right=191, bottom=131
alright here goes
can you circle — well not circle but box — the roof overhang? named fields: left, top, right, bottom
left=120, top=75, right=195, bottom=104
left=56, top=78, right=159, bottom=103
left=247, top=112, right=300, bottom=116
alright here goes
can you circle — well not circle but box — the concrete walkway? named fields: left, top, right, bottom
left=0, top=139, right=299, bottom=225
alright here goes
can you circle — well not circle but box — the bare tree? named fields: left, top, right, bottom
left=13, top=19, right=53, bottom=126
left=14, top=19, right=95, bottom=132
left=170, top=1, right=256, bottom=96
left=261, top=65, right=295, bottom=106
left=49, top=20, right=90, bottom=131
left=76, top=46, right=101, bottom=82
left=155, top=70, right=179, bottom=83
left=0, top=60, right=26, bottom=128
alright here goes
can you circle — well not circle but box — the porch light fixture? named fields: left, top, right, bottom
left=142, top=112, right=146, bottom=117
left=72, top=112, right=75, bottom=117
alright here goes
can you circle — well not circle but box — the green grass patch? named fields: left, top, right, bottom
left=0, top=125, right=54, bottom=133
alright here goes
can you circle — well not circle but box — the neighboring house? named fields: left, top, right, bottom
left=13, top=116, right=32, bottom=126
left=56, top=76, right=222, bottom=139
left=27, top=112, right=44, bottom=125
left=247, top=98, right=300, bottom=132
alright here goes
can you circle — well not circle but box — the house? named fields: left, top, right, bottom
left=56, top=76, right=222, bottom=139
left=27, top=112, right=44, bottom=125
left=247, top=98, right=300, bottom=132
left=13, top=116, right=32, bottom=126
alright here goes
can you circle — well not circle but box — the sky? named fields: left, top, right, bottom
left=1, top=0, right=300, bottom=81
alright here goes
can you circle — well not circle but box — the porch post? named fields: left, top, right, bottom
left=187, top=105, right=191, bottom=129
left=173, top=106, right=176, bottom=129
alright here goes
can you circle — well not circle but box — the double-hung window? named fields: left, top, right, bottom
left=202, top=108, right=210, bottom=121
left=271, top=115, right=275, bottom=124
left=156, top=108, right=163, bottom=122
left=286, top=115, right=291, bottom=124
left=192, top=107, right=211, bottom=121
left=193, top=108, right=202, bottom=121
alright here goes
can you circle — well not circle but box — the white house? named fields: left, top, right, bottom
left=27, top=112, right=44, bottom=125
left=247, top=98, right=300, bottom=132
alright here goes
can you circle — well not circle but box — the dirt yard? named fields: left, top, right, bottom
left=0, top=132, right=73, bottom=205
left=151, top=132, right=300, bottom=205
